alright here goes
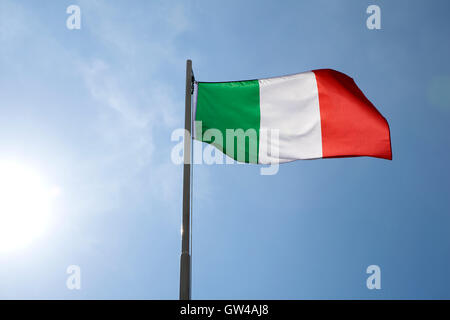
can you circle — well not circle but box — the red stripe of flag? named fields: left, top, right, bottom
left=313, top=69, right=392, bottom=160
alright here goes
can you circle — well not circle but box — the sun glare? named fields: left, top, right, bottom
left=0, top=161, right=58, bottom=253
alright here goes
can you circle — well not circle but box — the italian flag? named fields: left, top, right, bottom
left=193, top=69, right=392, bottom=164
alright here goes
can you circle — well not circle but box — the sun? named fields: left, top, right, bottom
left=0, top=161, right=58, bottom=253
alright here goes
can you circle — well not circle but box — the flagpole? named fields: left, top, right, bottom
left=180, top=59, right=193, bottom=300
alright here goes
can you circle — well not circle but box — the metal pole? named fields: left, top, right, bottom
left=180, top=59, right=193, bottom=300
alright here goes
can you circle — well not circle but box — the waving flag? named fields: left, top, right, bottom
left=193, top=69, right=392, bottom=163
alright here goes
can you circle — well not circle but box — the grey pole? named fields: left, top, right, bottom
left=180, top=59, right=193, bottom=300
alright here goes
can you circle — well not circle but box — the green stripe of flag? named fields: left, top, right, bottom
left=195, top=80, right=260, bottom=163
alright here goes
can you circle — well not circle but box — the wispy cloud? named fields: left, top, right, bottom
left=0, top=0, right=195, bottom=218
left=76, top=2, right=193, bottom=212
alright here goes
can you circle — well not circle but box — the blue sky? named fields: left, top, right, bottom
left=0, top=0, right=449, bottom=299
